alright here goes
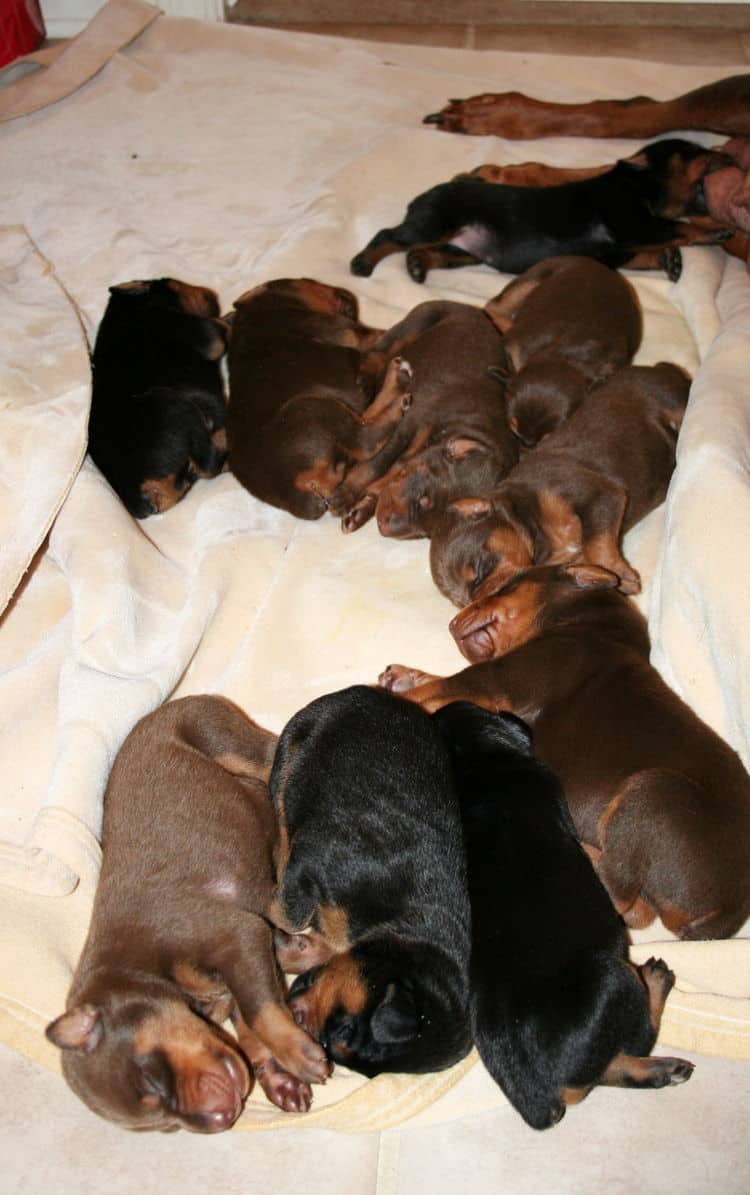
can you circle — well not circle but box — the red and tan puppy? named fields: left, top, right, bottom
left=380, top=562, right=750, bottom=940
left=484, top=257, right=642, bottom=448
left=429, top=362, right=689, bottom=606
left=226, top=278, right=411, bottom=519
left=331, top=300, right=517, bottom=536
left=46, top=696, right=329, bottom=1132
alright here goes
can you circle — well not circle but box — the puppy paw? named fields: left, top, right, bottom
left=378, top=664, right=421, bottom=692
left=342, top=493, right=377, bottom=534
left=641, top=956, right=676, bottom=999
left=647, top=1056, right=695, bottom=1087
left=350, top=253, right=374, bottom=277
left=254, top=1057, right=314, bottom=1114
left=660, top=247, right=683, bottom=282
left=406, top=249, right=428, bottom=284
left=617, top=566, right=641, bottom=596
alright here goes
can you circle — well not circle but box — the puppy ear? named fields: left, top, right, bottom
left=46, top=1004, right=104, bottom=1053
left=447, top=496, right=493, bottom=520
left=564, top=564, right=619, bottom=590
left=443, top=437, right=486, bottom=461
left=370, top=983, right=419, bottom=1045
left=193, top=317, right=229, bottom=361
left=619, top=151, right=650, bottom=171
left=109, top=280, right=150, bottom=296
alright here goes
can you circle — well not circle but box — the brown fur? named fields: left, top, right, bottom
left=331, top=300, right=517, bottom=537
left=424, top=76, right=750, bottom=140
left=429, top=362, right=689, bottom=606
left=484, top=257, right=642, bottom=447
left=380, top=562, right=750, bottom=940
left=45, top=696, right=330, bottom=1131
left=226, top=278, right=413, bottom=519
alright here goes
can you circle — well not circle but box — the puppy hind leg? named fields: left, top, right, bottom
left=359, top=354, right=413, bottom=425
left=577, top=477, right=641, bottom=594
left=350, top=227, right=416, bottom=277
left=601, top=1052, right=694, bottom=1089
left=406, top=243, right=481, bottom=284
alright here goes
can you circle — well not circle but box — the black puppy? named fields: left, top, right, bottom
left=268, top=685, right=472, bottom=1077
left=89, top=278, right=229, bottom=518
left=350, top=139, right=732, bottom=283
left=433, top=701, right=693, bottom=1129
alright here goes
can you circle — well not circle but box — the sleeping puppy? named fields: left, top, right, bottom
left=226, top=278, right=412, bottom=519
left=484, top=257, right=642, bottom=447
left=433, top=701, right=693, bottom=1130
left=350, top=140, right=732, bottom=283
left=89, top=278, right=229, bottom=518
left=268, top=684, right=472, bottom=1077
left=46, top=696, right=329, bottom=1132
left=429, top=362, right=689, bottom=606
left=381, top=562, right=750, bottom=941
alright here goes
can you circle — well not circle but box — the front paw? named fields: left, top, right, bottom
left=342, top=493, right=377, bottom=533
left=254, top=1056, right=314, bottom=1114
left=660, top=246, right=683, bottom=282
left=617, top=564, right=641, bottom=596
left=379, top=664, right=422, bottom=692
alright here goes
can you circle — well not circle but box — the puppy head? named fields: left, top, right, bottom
left=429, top=496, right=534, bottom=608
left=375, top=438, right=504, bottom=540
left=107, top=278, right=227, bottom=360
left=449, top=562, right=620, bottom=662
left=505, top=359, right=588, bottom=448
left=287, top=950, right=466, bottom=1078
left=233, top=278, right=360, bottom=322
left=620, top=140, right=735, bottom=218
left=46, top=991, right=251, bottom=1133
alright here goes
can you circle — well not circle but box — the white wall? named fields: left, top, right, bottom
left=41, top=0, right=224, bottom=40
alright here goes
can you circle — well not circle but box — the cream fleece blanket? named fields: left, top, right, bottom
left=1, top=0, right=749, bottom=1132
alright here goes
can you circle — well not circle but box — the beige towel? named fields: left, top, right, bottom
left=1, top=4, right=749, bottom=1133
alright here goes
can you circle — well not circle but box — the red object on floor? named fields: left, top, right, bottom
left=0, top=0, right=45, bottom=67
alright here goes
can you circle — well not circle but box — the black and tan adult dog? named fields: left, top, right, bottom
left=268, top=684, right=472, bottom=1077
left=89, top=278, right=229, bottom=518
left=433, top=700, right=693, bottom=1130
left=350, top=140, right=732, bottom=284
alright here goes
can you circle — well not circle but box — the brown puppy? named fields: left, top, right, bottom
left=429, top=362, right=689, bottom=606
left=226, top=278, right=412, bottom=519
left=484, top=257, right=642, bottom=448
left=46, top=696, right=329, bottom=1132
left=424, top=75, right=750, bottom=140
left=380, top=562, right=750, bottom=940
left=329, top=300, right=517, bottom=536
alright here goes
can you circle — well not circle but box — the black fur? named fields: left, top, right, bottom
left=89, top=278, right=228, bottom=517
left=351, top=140, right=730, bottom=282
left=434, top=701, right=665, bottom=1128
left=272, top=685, right=472, bottom=1077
